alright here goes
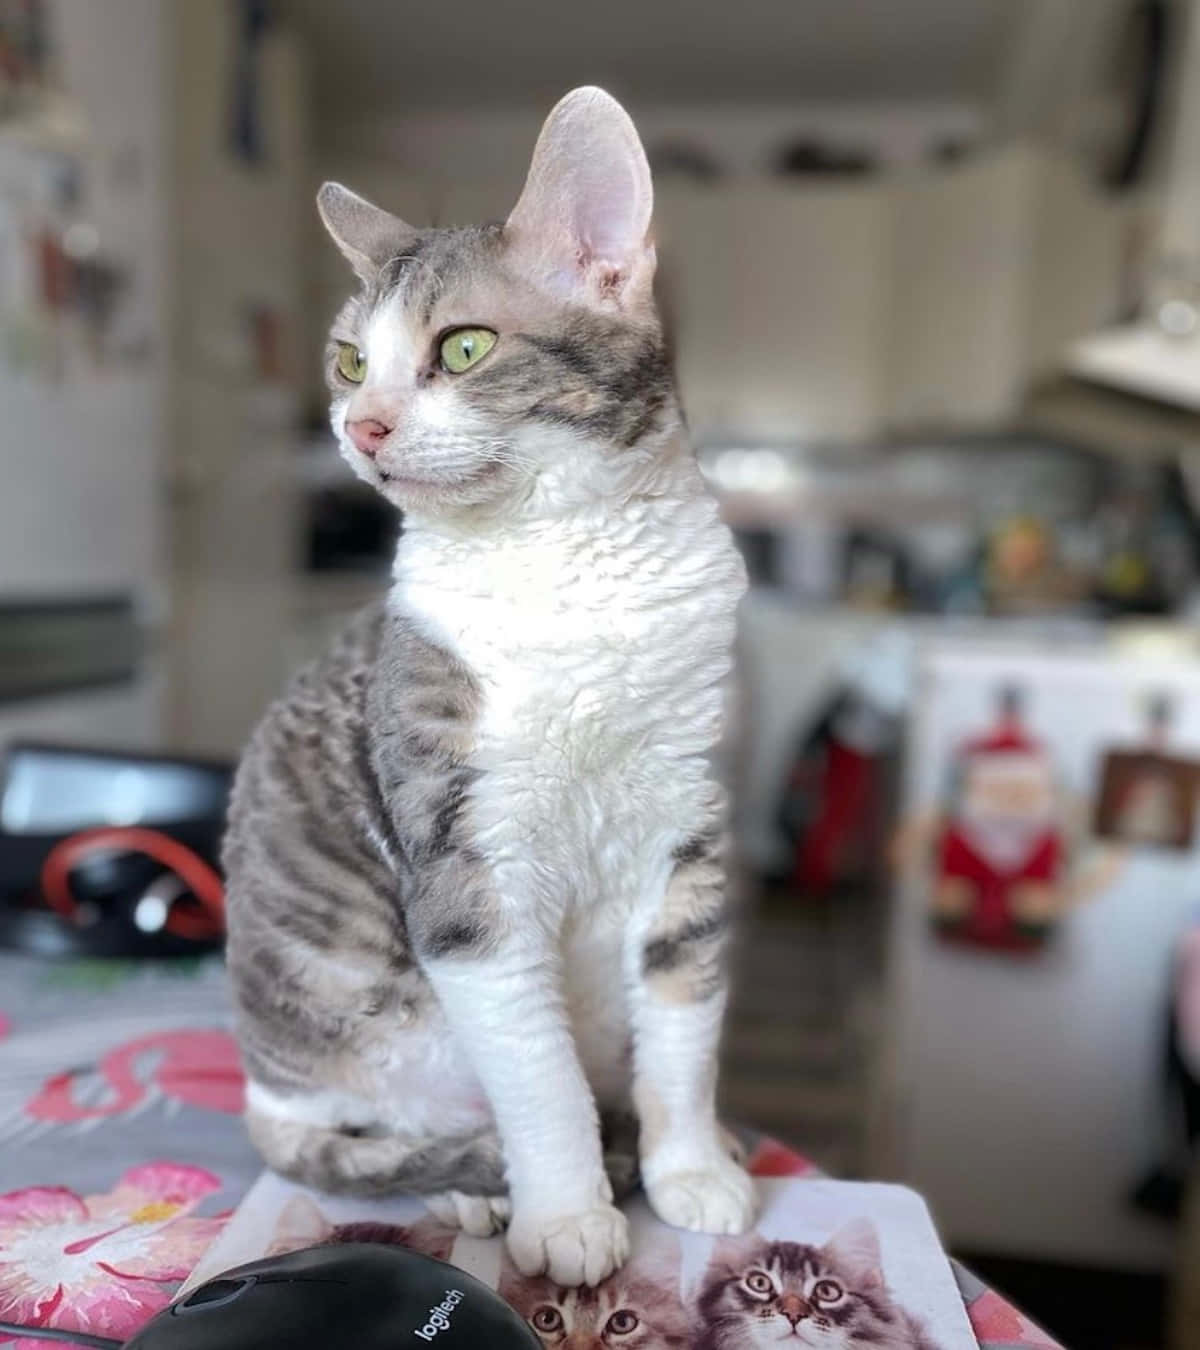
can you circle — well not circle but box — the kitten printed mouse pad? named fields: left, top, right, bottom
left=184, top=1175, right=977, bottom=1349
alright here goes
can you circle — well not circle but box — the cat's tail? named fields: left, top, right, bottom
left=246, top=1107, right=508, bottom=1198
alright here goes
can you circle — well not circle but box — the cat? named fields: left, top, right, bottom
left=500, top=1235, right=689, bottom=1350
left=222, top=84, right=754, bottom=1290
left=695, top=1222, right=941, bottom=1350
left=266, top=1193, right=457, bottom=1263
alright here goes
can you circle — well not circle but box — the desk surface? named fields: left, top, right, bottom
left=0, top=950, right=1059, bottom=1349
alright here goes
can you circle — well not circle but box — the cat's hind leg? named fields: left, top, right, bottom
left=246, top=1106, right=507, bottom=1200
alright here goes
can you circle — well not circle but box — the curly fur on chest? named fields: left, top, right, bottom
left=393, top=486, right=744, bottom=902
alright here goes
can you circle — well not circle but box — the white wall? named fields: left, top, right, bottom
left=658, top=180, right=891, bottom=444
left=885, top=151, right=1038, bottom=429
left=886, top=145, right=1135, bottom=430
left=318, top=100, right=983, bottom=190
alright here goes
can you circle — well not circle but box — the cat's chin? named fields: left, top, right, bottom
left=374, top=460, right=509, bottom=512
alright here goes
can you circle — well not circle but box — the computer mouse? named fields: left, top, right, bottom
left=124, top=1243, right=541, bottom=1350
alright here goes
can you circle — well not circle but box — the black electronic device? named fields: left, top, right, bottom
left=0, top=1243, right=541, bottom=1350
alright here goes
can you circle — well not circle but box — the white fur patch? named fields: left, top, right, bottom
left=393, top=447, right=746, bottom=1261
left=395, top=452, right=744, bottom=927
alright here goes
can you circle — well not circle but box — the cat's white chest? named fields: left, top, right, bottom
left=395, top=492, right=743, bottom=907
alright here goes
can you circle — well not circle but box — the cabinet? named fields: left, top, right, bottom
left=658, top=182, right=889, bottom=443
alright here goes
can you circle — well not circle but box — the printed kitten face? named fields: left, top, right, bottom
left=697, top=1221, right=923, bottom=1350
left=263, top=1204, right=936, bottom=1350
left=500, top=1238, right=688, bottom=1350
left=266, top=1194, right=456, bottom=1263
left=318, top=87, right=674, bottom=522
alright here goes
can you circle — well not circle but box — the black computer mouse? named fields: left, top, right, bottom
left=124, top=1243, right=541, bottom=1350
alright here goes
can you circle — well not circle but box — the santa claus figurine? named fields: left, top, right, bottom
left=933, top=687, right=1066, bottom=951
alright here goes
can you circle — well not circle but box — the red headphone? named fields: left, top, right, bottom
left=40, top=827, right=225, bottom=942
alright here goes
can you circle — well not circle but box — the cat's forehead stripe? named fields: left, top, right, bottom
left=364, top=240, right=470, bottom=365
left=369, top=225, right=503, bottom=327
left=383, top=231, right=446, bottom=322
left=376, top=233, right=432, bottom=294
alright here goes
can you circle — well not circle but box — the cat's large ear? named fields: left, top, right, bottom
left=317, top=182, right=415, bottom=283
left=824, top=1218, right=884, bottom=1290
left=506, top=86, right=655, bottom=305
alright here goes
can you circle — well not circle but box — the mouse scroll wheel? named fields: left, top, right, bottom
left=176, top=1276, right=257, bottom=1312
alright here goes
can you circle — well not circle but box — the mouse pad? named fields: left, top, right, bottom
left=182, top=1172, right=977, bottom=1349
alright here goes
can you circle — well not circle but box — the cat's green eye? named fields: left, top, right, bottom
left=813, top=1279, right=843, bottom=1304
left=336, top=341, right=367, bottom=383
left=744, top=1272, right=773, bottom=1296
left=439, top=326, right=496, bottom=374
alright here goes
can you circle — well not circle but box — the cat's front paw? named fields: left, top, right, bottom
left=644, top=1153, right=757, bottom=1235
left=507, top=1204, right=630, bottom=1287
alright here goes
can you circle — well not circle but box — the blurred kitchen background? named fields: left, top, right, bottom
left=4, top=0, right=1200, bottom=1344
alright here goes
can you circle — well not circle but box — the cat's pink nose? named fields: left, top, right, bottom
left=779, top=1295, right=810, bottom=1325
left=347, top=417, right=392, bottom=459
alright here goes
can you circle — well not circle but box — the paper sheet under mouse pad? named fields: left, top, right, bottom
left=182, top=1173, right=977, bottom=1348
